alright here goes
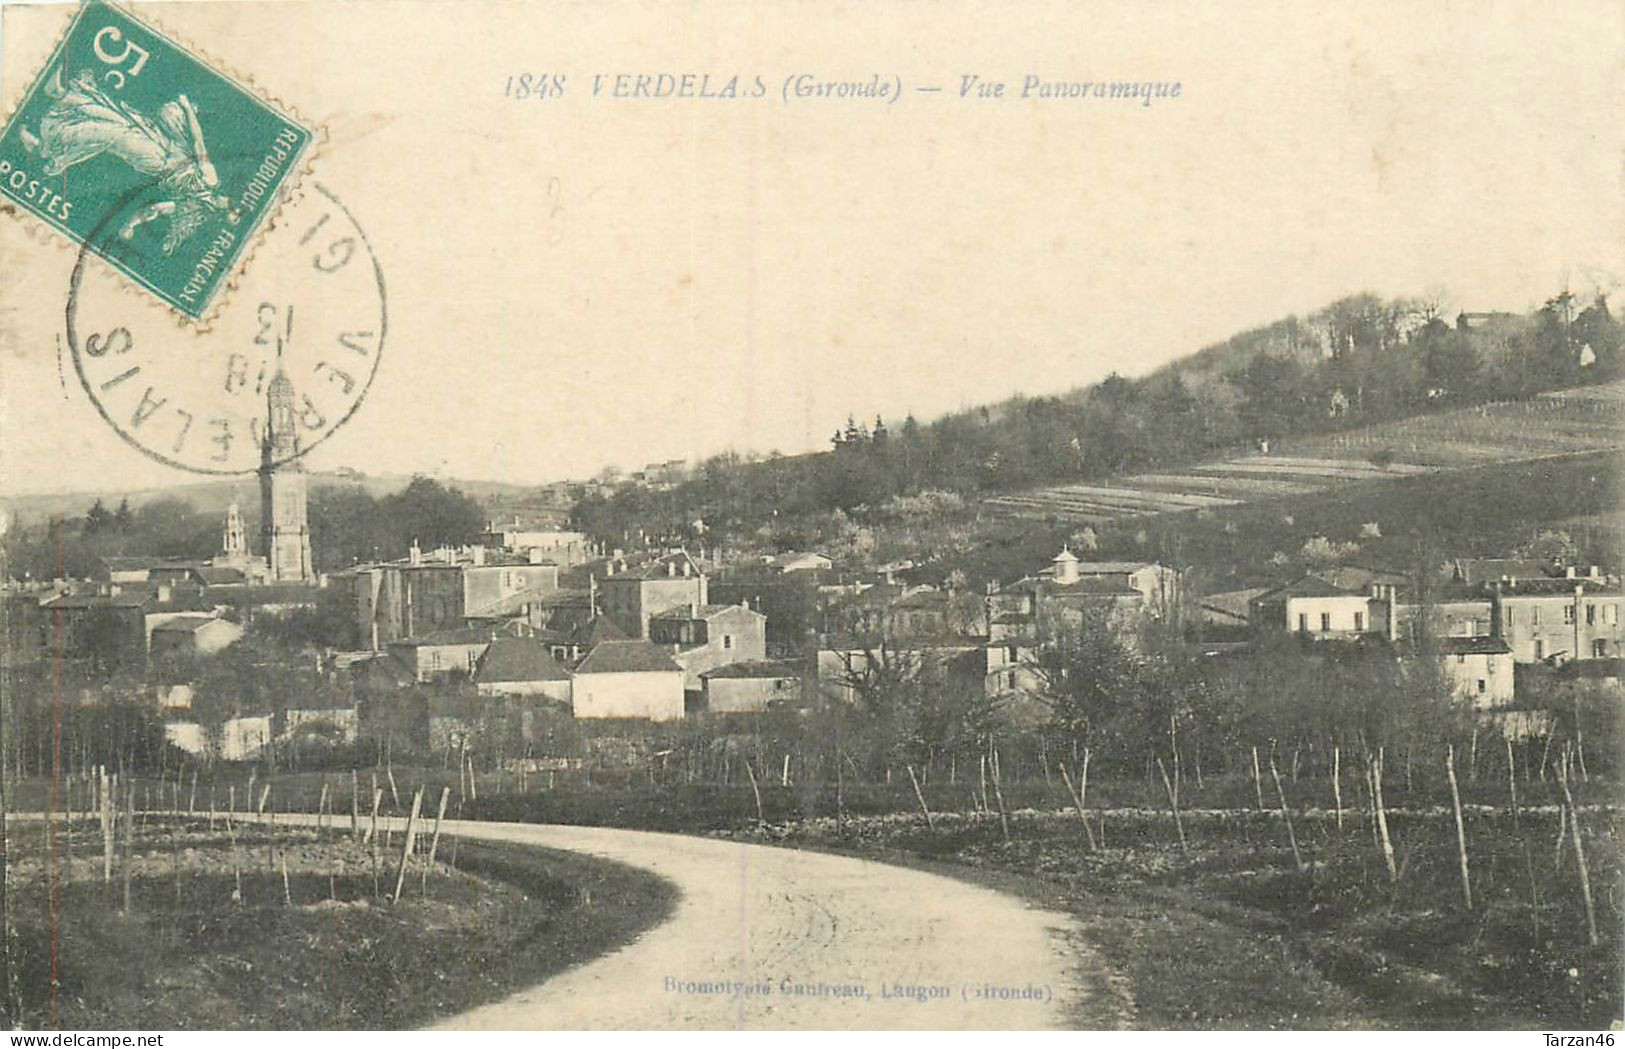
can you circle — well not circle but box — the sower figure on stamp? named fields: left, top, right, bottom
left=20, top=65, right=231, bottom=253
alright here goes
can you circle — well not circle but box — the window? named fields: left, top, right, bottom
left=429, top=650, right=442, bottom=669
left=1564, top=605, right=1575, bottom=625
left=1595, top=639, right=1609, bottom=658
left=1006, top=671, right=1017, bottom=689
left=1320, top=612, right=1331, bottom=632
left=1477, top=679, right=1486, bottom=694
left=1354, top=611, right=1364, bottom=632
left=1486, top=657, right=1496, bottom=673
left=1608, top=604, right=1618, bottom=626
left=1506, top=609, right=1515, bottom=626
left=1535, top=639, right=1545, bottom=660
left=1585, top=603, right=1595, bottom=626
left=723, top=634, right=733, bottom=650
left=1532, top=607, right=1541, bottom=626
left=1456, top=654, right=1466, bottom=664
left=1297, top=613, right=1308, bottom=632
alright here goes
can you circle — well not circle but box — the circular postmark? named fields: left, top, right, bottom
left=66, top=181, right=385, bottom=475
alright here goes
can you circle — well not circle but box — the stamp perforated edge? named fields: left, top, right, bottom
left=0, top=0, right=327, bottom=330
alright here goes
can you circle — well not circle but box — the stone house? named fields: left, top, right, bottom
left=571, top=640, right=686, bottom=721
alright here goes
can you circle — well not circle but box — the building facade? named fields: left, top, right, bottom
left=1493, top=579, right=1623, bottom=663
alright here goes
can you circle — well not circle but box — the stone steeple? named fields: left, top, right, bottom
left=220, top=500, right=250, bottom=559
left=259, top=366, right=313, bottom=583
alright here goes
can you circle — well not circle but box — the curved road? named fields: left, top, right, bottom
left=421, top=820, right=1087, bottom=1030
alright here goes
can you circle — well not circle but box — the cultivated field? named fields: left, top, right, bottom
left=2, top=802, right=675, bottom=1029
left=984, top=383, right=1625, bottom=526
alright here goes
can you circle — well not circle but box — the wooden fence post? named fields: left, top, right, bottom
left=1506, top=737, right=1521, bottom=831
left=1058, top=758, right=1097, bottom=850
left=1269, top=753, right=1303, bottom=871
left=1331, top=746, right=1344, bottom=832
left=369, top=787, right=383, bottom=895
left=1555, top=751, right=1599, bottom=947
left=905, top=764, right=934, bottom=831
left=1371, top=749, right=1397, bottom=883
left=744, top=760, right=766, bottom=828
left=989, top=748, right=1011, bottom=845
left=101, top=770, right=114, bottom=885
left=1156, top=757, right=1187, bottom=852
left=1445, top=743, right=1473, bottom=910
left=391, top=788, right=424, bottom=904
left=120, top=779, right=134, bottom=915
left=422, top=787, right=451, bottom=896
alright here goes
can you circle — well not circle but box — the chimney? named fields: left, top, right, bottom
left=1589, top=565, right=1600, bottom=579
left=471, top=545, right=486, bottom=567
left=528, top=547, right=543, bottom=564
left=1566, top=566, right=1577, bottom=579
left=157, top=583, right=172, bottom=603
left=667, top=560, right=676, bottom=577
left=409, top=541, right=422, bottom=566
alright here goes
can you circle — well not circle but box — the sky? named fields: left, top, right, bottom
left=1, top=0, right=1620, bottom=496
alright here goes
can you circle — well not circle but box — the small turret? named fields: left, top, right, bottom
left=1052, top=545, right=1080, bottom=586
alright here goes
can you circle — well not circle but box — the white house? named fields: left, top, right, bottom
left=766, top=551, right=833, bottom=574
left=571, top=640, right=686, bottom=721
left=148, top=615, right=244, bottom=657
left=1249, top=576, right=1376, bottom=637
left=1437, top=636, right=1514, bottom=706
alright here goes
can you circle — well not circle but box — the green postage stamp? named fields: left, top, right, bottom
left=0, top=0, right=314, bottom=319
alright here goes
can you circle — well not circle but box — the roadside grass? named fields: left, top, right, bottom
left=1, top=823, right=676, bottom=1029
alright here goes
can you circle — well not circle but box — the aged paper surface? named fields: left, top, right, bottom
left=0, top=0, right=1620, bottom=1033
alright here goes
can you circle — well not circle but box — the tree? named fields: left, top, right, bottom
left=379, top=476, right=486, bottom=553
left=78, top=606, right=140, bottom=674
left=112, top=497, right=133, bottom=532
left=82, top=498, right=111, bottom=537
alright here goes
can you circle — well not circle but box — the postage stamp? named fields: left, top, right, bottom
left=0, top=0, right=314, bottom=320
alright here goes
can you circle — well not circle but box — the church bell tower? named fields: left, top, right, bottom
left=260, top=366, right=314, bottom=583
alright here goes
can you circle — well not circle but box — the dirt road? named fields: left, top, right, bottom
left=421, top=820, right=1089, bottom=1030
